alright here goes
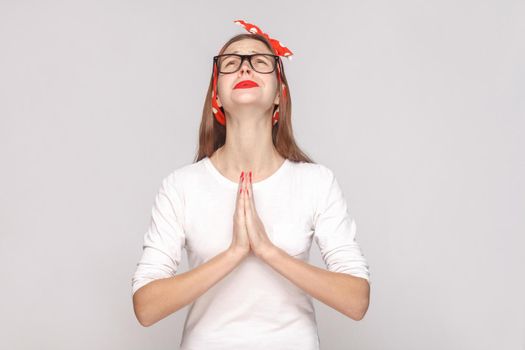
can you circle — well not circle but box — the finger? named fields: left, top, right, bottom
left=241, top=170, right=247, bottom=214
left=237, top=171, right=243, bottom=199
left=247, top=170, right=256, bottom=214
left=235, top=171, right=244, bottom=213
left=244, top=173, right=253, bottom=220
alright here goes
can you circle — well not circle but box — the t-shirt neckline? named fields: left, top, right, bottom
left=203, top=156, right=291, bottom=189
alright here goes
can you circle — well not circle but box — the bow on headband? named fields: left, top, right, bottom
left=212, top=19, right=293, bottom=126
left=233, top=20, right=294, bottom=60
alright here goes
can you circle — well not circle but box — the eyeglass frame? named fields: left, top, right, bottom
left=213, top=53, right=282, bottom=74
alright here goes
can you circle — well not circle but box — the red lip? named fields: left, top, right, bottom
left=234, top=80, right=259, bottom=89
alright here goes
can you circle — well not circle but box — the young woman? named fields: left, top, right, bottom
left=132, top=20, right=371, bottom=350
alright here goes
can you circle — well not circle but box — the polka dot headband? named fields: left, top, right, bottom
left=211, top=19, right=294, bottom=126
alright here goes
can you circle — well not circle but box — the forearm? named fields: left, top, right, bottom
left=133, top=247, right=245, bottom=327
left=261, top=247, right=370, bottom=320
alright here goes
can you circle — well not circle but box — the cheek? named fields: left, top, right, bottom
left=217, top=76, right=233, bottom=97
left=260, top=77, right=278, bottom=94
left=270, top=76, right=280, bottom=92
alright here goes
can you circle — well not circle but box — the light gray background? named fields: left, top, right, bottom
left=1, top=1, right=524, bottom=349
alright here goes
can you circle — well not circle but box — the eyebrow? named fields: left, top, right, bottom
left=231, top=50, right=258, bottom=54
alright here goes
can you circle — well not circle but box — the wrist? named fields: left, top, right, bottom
left=259, top=244, right=279, bottom=263
left=227, top=246, right=249, bottom=261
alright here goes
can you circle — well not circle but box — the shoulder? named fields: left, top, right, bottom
left=289, top=161, right=341, bottom=217
left=166, top=159, right=202, bottom=179
left=159, top=159, right=205, bottom=195
left=289, top=160, right=335, bottom=185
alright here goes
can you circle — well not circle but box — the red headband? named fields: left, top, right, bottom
left=212, top=19, right=293, bottom=126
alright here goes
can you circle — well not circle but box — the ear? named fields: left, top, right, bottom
left=216, top=94, right=222, bottom=108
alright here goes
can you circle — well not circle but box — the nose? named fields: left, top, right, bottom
left=239, top=57, right=252, bottom=74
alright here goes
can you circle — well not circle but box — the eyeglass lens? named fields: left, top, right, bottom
left=217, top=54, right=275, bottom=74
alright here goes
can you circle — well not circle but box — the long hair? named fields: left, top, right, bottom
left=193, top=33, right=315, bottom=164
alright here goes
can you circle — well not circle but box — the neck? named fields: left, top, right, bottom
left=213, top=112, right=283, bottom=180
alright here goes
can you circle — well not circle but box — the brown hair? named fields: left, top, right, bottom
left=193, top=33, right=315, bottom=164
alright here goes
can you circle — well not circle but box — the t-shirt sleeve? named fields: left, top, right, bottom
left=131, top=173, right=186, bottom=296
left=313, top=166, right=371, bottom=284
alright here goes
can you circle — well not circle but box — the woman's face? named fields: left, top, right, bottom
left=216, top=38, right=281, bottom=117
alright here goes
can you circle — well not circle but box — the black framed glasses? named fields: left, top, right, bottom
left=213, top=54, right=280, bottom=74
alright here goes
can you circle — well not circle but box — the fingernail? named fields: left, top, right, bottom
left=249, top=171, right=252, bottom=183
left=240, top=171, right=244, bottom=180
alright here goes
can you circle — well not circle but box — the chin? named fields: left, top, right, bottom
left=231, top=96, right=260, bottom=104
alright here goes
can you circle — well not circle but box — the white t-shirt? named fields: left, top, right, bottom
left=131, top=156, right=371, bottom=349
